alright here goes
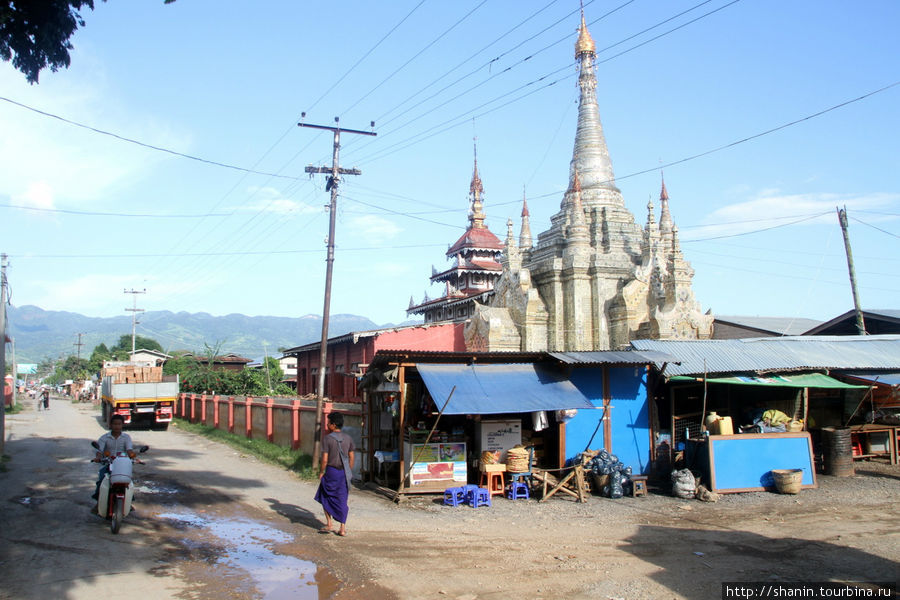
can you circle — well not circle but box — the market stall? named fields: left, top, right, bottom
left=359, top=351, right=598, bottom=498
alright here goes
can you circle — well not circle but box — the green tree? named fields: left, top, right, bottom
left=0, top=1, right=98, bottom=84
left=88, top=342, right=111, bottom=372
left=110, top=334, right=164, bottom=357
left=1, top=0, right=174, bottom=84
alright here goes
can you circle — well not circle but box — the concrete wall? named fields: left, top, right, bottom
left=175, top=393, right=364, bottom=476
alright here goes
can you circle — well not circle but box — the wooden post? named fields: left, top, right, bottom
left=245, top=396, right=253, bottom=438
left=227, top=396, right=235, bottom=433
left=190, top=394, right=197, bottom=422
left=213, top=395, right=220, bottom=429
left=266, top=397, right=274, bottom=442
left=398, top=364, right=406, bottom=493
left=602, top=366, right=612, bottom=453
left=291, top=399, right=301, bottom=450
left=200, top=394, right=208, bottom=425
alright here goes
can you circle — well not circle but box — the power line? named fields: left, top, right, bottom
left=683, top=212, right=831, bottom=242
left=339, top=0, right=491, bottom=117
left=0, top=95, right=301, bottom=180
left=0, top=202, right=228, bottom=218
left=850, top=216, right=900, bottom=240
left=306, top=0, right=428, bottom=114
left=8, top=243, right=451, bottom=260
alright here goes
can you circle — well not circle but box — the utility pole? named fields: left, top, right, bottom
left=1, top=253, right=8, bottom=454
left=298, top=115, right=376, bottom=472
left=74, top=332, right=86, bottom=361
left=837, top=206, right=867, bottom=336
left=124, top=289, right=147, bottom=358
left=10, top=336, right=15, bottom=408
left=263, top=341, right=272, bottom=393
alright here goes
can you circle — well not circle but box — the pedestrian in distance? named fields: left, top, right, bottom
left=314, top=412, right=354, bottom=536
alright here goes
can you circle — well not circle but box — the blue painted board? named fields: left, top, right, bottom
left=708, top=433, right=817, bottom=493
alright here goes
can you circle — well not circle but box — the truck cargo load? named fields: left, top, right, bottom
left=100, top=362, right=178, bottom=430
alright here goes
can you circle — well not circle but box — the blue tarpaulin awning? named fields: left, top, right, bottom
left=416, top=363, right=596, bottom=415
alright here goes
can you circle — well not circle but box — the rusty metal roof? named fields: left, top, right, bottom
left=631, top=335, right=900, bottom=376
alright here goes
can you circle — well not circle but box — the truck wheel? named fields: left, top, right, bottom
left=111, top=497, right=123, bottom=534
left=101, top=402, right=107, bottom=421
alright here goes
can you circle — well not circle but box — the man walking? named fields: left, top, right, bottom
left=314, top=412, right=354, bottom=536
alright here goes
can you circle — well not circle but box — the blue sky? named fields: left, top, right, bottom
left=1, top=0, right=898, bottom=347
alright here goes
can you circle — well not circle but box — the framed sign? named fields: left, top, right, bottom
left=708, top=432, right=817, bottom=493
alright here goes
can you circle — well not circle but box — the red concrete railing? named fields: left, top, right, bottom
left=175, top=393, right=362, bottom=454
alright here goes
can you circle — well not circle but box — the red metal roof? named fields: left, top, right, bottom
left=447, top=227, right=503, bottom=255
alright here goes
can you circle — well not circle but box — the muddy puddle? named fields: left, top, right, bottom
left=159, top=511, right=340, bottom=599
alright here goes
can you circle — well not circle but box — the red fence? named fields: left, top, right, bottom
left=176, top=393, right=362, bottom=456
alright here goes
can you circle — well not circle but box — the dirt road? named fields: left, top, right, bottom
left=2, top=397, right=898, bottom=599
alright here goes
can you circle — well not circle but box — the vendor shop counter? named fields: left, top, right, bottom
left=685, top=432, right=817, bottom=494
left=849, top=424, right=899, bottom=465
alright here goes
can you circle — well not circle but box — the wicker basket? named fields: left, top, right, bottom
left=772, top=469, right=803, bottom=494
left=481, top=450, right=499, bottom=465
left=506, top=446, right=529, bottom=473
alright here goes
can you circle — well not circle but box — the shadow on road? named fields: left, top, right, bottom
left=264, top=496, right=325, bottom=531
left=621, top=525, right=899, bottom=599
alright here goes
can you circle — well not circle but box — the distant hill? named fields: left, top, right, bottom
left=7, top=305, right=386, bottom=363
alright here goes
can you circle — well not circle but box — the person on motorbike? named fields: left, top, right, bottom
left=40, top=388, right=49, bottom=410
left=91, top=415, right=135, bottom=506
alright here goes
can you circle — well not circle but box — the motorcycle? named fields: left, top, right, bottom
left=91, top=441, right=149, bottom=533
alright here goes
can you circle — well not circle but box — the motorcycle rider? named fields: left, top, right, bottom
left=91, top=415, right=135, bottom=506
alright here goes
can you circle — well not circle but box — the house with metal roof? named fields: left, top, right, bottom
left=712, top=315, right=822, bottom=339
left=630, top=335, right=900, bottom=485
left=358, top=348, right=676, bottom=494
left=803, top=309, right=900, bottom=336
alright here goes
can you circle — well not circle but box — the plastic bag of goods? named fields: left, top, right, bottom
left=671, top=469, right=696, bottom=499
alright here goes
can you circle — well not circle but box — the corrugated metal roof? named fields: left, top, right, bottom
left=840, top=372, right=900, bottom=386
left=549, top=350, right=679, bottom=366
left=417, top=363, right=595, bottom=415
left=631, top=335, right=900, bottom=376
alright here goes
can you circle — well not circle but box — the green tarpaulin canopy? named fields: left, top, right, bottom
left=669, top=372, right=868, bottom=389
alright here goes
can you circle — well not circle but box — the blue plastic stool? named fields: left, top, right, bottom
left=467, top=486, right=492, bottom=508
left=507, top=481, right=530, bottom=500
left=443, top=486, right=467, bottom=507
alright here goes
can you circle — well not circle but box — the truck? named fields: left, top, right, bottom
left=100, top=361, right=178, bottom=430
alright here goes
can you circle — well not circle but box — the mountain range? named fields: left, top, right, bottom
left=6, top=304, right=400, bottom=364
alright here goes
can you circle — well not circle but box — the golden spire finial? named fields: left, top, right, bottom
left=575, top=4, right=595, bottom=58
left=470, top=137, right=483, bottom=198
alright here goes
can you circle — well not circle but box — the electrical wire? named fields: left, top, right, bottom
left=0, top=95, right=301, bottom=181
left=850, top=216, right=900, bottom=240
left=0, top=202, right=228, bottom=218
left=306, top=0, right=428, bottom=114
left=340, top=0, right=490, bottom=116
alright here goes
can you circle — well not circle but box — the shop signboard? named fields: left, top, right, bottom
left=408, top=442, right=467, bottom=487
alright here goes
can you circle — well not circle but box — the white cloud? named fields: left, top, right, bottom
left=235, top=186, right=320, bottom=215
left=683, top=190, right=900, bottom=240
left=0, top=64, right=189, bottom=209
left=344, top=214, right=402, bottom=245
left=14, top=181, right=56, bottom=209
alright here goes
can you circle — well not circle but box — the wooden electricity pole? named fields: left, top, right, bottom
left=298, top=115, right=376, bottom=472
left=0, top=253, right=8, bottom=454
left=837, top=206, right=867, bottom=336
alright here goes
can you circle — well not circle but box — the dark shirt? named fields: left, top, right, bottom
left=323, top=431, right=354, bottom=469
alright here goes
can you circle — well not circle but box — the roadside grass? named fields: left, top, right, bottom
left=0, top=454, right=9, bottom=472
left=6, top=402, right=24, bottom=414
left=172, top=418, right=317, bottom=480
